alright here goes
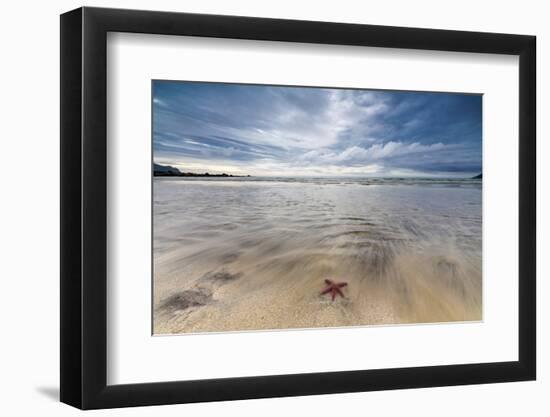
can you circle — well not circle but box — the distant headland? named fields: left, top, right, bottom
left=472, top=173, right=482, bottom=179
left=154, top=163, right=249, bottom=177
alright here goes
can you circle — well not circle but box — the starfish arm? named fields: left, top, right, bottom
left=331, top=290, right=336, bottom=301
left=337, top=282, right=348, bottom=288
left=325, top=279, right=333, bottom=285
left=335, top=287, right=345, bottom=298
left=320, top=287, right=332, bottom=295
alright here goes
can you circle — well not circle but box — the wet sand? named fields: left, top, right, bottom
left=153, top=177, right=482, bottom=334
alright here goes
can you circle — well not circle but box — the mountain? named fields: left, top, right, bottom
left=153, top=162, right=248, bottom=177
left=153, top=163, right=181, bottom=176
left=472, top=173, right=482, bottom=179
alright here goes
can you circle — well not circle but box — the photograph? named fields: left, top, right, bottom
left=152, top=81, right=483, bottom=335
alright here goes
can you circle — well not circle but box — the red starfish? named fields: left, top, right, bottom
left=320, top=279, right=348, bottom=301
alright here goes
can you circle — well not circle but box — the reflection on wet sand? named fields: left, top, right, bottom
left=153, top=177, right=482, bottom=334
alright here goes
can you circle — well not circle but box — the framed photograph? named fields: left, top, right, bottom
left=60, top=7, right=536, bottom=409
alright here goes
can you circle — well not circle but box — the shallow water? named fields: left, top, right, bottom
left=153, top=177, right=482, bottom=334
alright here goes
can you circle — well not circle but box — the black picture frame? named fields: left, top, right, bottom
left=60, top=6, right=536, bottom=410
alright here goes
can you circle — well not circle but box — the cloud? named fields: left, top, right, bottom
left=300, top=141, right=448, bottom=166
left=153, top=97, right=167, bottom=107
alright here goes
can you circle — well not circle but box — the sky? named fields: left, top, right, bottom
left=153, top=81, right=482, bottom=177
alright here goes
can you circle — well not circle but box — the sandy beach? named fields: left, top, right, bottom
left=153, top=177, right=482, bottom=334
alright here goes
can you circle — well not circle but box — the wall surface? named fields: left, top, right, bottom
left=0, top=0, right=546, bottom=415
